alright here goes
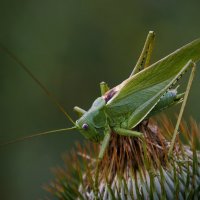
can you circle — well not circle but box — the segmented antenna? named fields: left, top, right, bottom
left=0, top=44, right=75, bottom=125
left=0, top=127, right=76, bottom=146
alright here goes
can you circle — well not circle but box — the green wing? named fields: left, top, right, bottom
left=105, top=38, right=200, bottom=128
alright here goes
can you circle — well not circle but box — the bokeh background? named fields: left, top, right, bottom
left=0, top=0, right=200, bottom=199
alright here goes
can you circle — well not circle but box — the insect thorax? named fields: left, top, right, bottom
left=76, top=97, right=107, bottom=142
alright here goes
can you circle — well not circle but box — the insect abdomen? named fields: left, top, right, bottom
left=147, top=89, right=184, bottom=117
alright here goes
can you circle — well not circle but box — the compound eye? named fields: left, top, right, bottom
left=82, top=123, right=89, bottom=130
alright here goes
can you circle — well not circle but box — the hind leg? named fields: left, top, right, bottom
left=168, top=62, right=196, bottom=156
left=130, top=31, right=155, bottom=76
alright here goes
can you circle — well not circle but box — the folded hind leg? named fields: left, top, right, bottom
left=130, top=31, right=155, bottom=76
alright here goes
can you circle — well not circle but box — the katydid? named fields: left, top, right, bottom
left=1, top=31, right=200, bottom=162
left=75, top=32, right=199, bottom=160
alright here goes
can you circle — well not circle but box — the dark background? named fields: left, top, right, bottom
left=0, top=0, right=200, bottom=199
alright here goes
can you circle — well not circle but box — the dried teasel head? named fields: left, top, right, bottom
left=45, top=116, right=200, bottom=200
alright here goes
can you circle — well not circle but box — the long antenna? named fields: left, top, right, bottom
left=0, top=127, right=76, bottom=146
left=0, top=44, right=75, bottom=125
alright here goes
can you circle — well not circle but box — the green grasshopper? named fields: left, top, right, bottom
left=1, top=31, right=200, bottom=166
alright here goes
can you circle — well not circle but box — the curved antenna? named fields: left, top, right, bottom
left=0, top=126, right=76, bottom=146
left=0, top=44, right=75, bottom=125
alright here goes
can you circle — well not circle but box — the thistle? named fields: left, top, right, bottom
left=45, top=116, right=200, bottom=199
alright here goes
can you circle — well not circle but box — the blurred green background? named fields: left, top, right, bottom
left=0, top=0, right=200, bottom=199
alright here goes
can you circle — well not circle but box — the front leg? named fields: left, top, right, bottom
left=98, top=129, right=111, bottom=159
left=94, top=127, right=111, bottom=199
left=73, top=106, right=86, bottom=117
